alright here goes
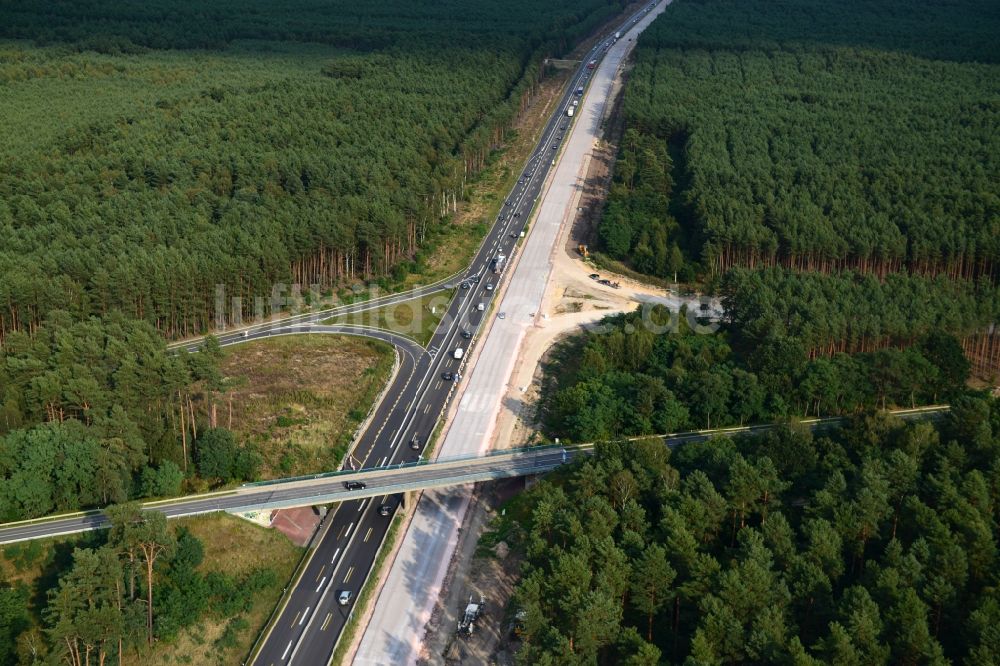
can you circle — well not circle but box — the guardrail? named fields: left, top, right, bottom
left=0, top=406, right=949, bottom=544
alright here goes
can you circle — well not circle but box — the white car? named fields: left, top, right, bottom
left=498, top=312, right=506, bottom=320
left=338, top=590, right=352, bottom=605
left=477, top=303, right=485, bottom=311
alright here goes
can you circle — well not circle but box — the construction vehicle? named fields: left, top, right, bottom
left=578, top=244, right=589, bottom=258
left=457, top=595, right=486, bottom=636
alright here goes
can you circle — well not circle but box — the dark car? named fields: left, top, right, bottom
left=378, top=504, right=393, bottom=517
left=551, top=144, right=558, bottom=150
left=409, top=434, right=422, bottom=450
left=343, top=480, right=366, bottom=490
left=460, top=281, right=471, bottom=290
left=442, top=371, right=454, bottom=381
left=461, top=330, right=472, bottom=339
left=589, top=273, right=600, bottom=280
left=598, top=278, right=611, bottom=286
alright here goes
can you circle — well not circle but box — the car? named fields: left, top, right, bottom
left=510, top=232, right=518, bottom=238
left=598, top=278, right=611, bottom=286
left=485, top=283, right=494, bottom=292
left=513, top=211, right=520, bottom=217
left=378, top=504, right=393, bottom=517
left=589, top=273, right=600, bottom=280
left=498, top=312, right=506, bottom=319
left=409, top=434, right=422, bottom=450
left=460, top=281, right=470, bottom=290
left=343, top=480, right=366, bottom=490
left=469, top=275, right=480, bottom=284
left=477, top=303, right=485, bottom=311
left=505, top=200, right=512, bottom=206
left=338, top=590, right=353, bottom=606
left=461, top=330, right=472, bottom=339
left=551, top=144, right=558, bottom=150
left=560, top=124, right=566, bottom=130
left=442, top=371, right=454, bottom=381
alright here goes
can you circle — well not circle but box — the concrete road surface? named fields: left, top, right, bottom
left=354, top=3, right=670, bottom=664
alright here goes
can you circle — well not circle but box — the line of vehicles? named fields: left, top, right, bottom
left=256, top=3, right=664, bottom=660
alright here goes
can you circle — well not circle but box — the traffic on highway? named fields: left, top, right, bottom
left=252, top=4, right=665, bottom=664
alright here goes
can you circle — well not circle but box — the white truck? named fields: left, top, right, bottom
left=566, top=106, right=574, bottom=117
left=614, top=31, right=621, bottom=40
left=491, top=253, right=507, bottom=274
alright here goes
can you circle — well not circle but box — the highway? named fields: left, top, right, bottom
left=254, top=5, right=667, bottom=664
left=0, top=7, right=643, bottom=657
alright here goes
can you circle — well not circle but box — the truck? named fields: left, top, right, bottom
left=566, top=106, right=574, bottom=117
left=587, top=59, right=596, bottom=70
left=614, top=30, right=621, bottom=40
left=491, top=253, right=506, bottom=274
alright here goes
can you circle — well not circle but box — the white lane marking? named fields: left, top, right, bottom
left=282, top=640, right=294, bottom=660
left=331, top=547, right=341, bottom=563
left=299, top=607, right=310, bottom=625
left=379, top=456, right=388, bottom=467
left=345, top=522, right=354, bottom=538
left=357, top=499, right=367, bottom=512
left=316, top=577, right=327, bottom=593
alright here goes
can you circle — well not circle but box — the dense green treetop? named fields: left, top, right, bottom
left=542, top=281, right=984, bottom=442
left=0, top=0, right=626, bottom=340
left=513, top=399, right=1000, bottom=663
left=597, top=0, right=999, bottom=279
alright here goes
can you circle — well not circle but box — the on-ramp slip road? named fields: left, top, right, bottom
left=252, top=4, right=666, bottom=665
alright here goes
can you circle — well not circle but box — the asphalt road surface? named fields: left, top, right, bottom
left=254, top=5, right=668, bottom=665
left=354, top=3, right=669, bottom=664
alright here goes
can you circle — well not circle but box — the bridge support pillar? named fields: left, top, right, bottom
left=400, top=490, right=417, bottom=509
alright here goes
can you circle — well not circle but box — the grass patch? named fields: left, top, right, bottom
left=219, top=335, right=395, bottom=478
left=0, top=513, right=301, bottom=666
left=325, top=290, right=456, bottom=346
left=145, top=514, right=302, bottom=666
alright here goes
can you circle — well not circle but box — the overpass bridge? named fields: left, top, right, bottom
left=0, top=406, right=947, bottom=545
